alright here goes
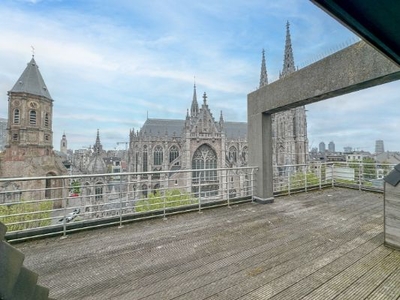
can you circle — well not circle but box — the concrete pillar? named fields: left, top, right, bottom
left=248, top=112, right=274, bottom=203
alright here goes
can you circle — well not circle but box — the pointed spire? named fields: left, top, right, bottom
left=281, top=21, right=296, bottom=78
left=259, top=49, right=268, bottom=88
left=94, top=129, right=103, bottom=154
left=190, top=82, right=199, bottom=117
left=219, top=110, right=224, bottom=130
left=10, top=57, right=52, bottom=99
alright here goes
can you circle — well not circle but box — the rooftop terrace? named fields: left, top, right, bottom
left=15, top=188, right=400, bottom=299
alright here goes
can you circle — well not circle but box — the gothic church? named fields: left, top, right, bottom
left=128, top=22, right=308, bottom=194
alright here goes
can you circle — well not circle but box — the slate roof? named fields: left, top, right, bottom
left=140, top=119, right=185, bottom=137
left=140, top=118, right=247, bottom=139
left=224, top=122, right=247, bottom=139
left=9, top=57, right=52, bottom=100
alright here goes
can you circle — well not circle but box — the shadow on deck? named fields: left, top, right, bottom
left=15, top=188, right=400, bottom=300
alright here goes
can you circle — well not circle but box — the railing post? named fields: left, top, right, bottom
left=198, top=172, right=202, bottom=213
left=359, top=163, right=362, bottom=191
left=304, top=166, right=308, bottom=193
left=61, top=178, right=68, bottom=239
left=331, top=163, right=335, bottom=187
left=227, top=169, right=231, bottom=208
left=251, top=168, right=255, bottom=202
left=288, top=171, right=291, bottom=196
left=118, top=175, right=123, bottom=228
left=163, top=178, right=167, bottom=220
left=319, top=163, right=322, bottom=190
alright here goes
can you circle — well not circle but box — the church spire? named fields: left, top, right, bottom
left=93, top=129, right=103, bottom=154
left=259, top=49, right=268, bottom=88
left=10, top=57, right=52, bottom=99
left=190, top=83, right=199, bottom=117
left=281, top=21, right=296, bottom=78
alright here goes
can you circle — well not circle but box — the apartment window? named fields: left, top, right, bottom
left=12, top=133, right=18, bottom=141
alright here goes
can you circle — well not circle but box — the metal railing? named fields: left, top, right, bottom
left=273, top=161, right=395, bottom=195
left=0, top=161, right=395, bottom=241
left=0, top=166, right=257, bottom=241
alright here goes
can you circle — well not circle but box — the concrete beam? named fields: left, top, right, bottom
left=248, top=41, right=400, bottom=200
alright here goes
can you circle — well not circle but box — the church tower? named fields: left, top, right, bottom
left=0, top=56, right=66, bottom=197
left=60, top=132, right=68, bottom=154
left=260, top=22, right=308, bottom=172
left=6, top=56, right=54, bottom=160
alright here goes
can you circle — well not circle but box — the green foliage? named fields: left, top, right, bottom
left=289, top=172, right=320, bottom=189
left=0, top=200, right=52, bottom=232
left=135, top=189, right=197, bottom=212
left=71, top=180, right=81, bottom=194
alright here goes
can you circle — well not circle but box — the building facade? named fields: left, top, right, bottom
left=0, top=56, right=67, bottom=204
left=128, top=22, right=308, bottom=196
left=128, top=87, right=248, bottom=197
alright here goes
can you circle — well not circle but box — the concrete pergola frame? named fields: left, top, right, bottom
left=247, top=41, right=400, bottom=203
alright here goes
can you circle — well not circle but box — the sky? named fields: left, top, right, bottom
left=0, top=0, right=399, bottom=153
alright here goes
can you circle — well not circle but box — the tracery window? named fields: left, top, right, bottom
left=169, top=145, right=179, bottom=163
left=229, top=146, right=237, bottom=163
left=154, top=145, right=163, bottom=165
left=29, top=110, right=37, bottom=125
left=192, top=144, right=217, bottom=182
left=242, top=146, right=248, bottom=163
left=142, top=146, right=148, bottom=172
left=13, top=109, right=20, bottom=124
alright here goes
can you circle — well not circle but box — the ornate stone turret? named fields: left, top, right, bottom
left=281, top=21, right=296, bottom=78
left=259, top=49, right=268, bottom=88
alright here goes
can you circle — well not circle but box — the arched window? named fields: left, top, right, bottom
left=13, top=109, right=20, bottom=124
left=192, top=144, right=218, bottom=197
left=95, top=182, right=103, bottom=201
left=142, top=146, right=148, bottom=172
left=29, top=110, right=37, bottom=125
left=229, top=146, right=237, bottom=163
left=154, top=145, right=163, bottom=165
left=192, top=144, right=217, bottom=182
left=169, top=145, right=179, bottom=163
left=44, top=113, right=49, bottom=127
left=242, top=146, right=248, bottom=163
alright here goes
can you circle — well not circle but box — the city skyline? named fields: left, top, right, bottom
left=0, top=0, right=399, bottom=152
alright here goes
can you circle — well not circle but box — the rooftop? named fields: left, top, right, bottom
left=16, top=188, right=400, bottom=299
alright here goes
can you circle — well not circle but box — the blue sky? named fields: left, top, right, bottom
left=0, top=0, right=399, bottom=153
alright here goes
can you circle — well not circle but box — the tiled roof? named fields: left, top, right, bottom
left=9, top=57, right=52, bottom=100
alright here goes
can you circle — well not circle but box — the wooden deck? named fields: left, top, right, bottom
left=16, top=188, right=400, bottom=299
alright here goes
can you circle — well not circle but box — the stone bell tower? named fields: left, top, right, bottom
left=1, top=56, right=66, bottom=178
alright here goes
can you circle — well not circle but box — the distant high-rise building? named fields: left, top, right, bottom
left=319, top=142, right=326, bottom=153
left=344, top=146, right=352, bottom=153
left=375, top=140, right=384, bottom=154
left=328, top=141, right=335, bottom=153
